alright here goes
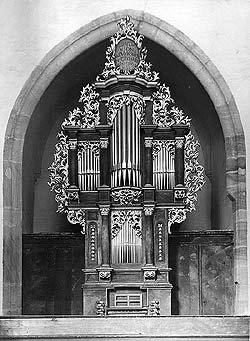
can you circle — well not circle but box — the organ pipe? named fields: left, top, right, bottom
left=153, top=142, right=175, bottom=190
left=78, top=143, right=100, bottom=191
left=111, top=221, right=142, bottom=264
left=111, top=101, right=141, bottom=188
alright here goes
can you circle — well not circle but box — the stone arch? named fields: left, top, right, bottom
left=3, top=9, right=247, bottom=314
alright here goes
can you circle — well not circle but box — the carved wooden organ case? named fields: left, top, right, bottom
left=49, top=16, right=205, bottom=316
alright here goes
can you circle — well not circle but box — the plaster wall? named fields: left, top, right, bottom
left=0, top=0, right=250, bottom=314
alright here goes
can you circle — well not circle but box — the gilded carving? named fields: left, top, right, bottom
left=77, top=141, right=100, bottom=158
left=96, top=16, right=159, bottom=82
left=48, top=132, right=69, bottom=213
left=111, top=210, right=142, bottom=239
left=167, top=208, right=187, bottom=233
left=111, top=188, right=142, bottom=206
left=152, top=84, right=191, bottom=127
left=67, top=209, right=86, bottom=233
left=152, top=140, right=175, bottom=160
left=62, top=84, right=100, bottom=129
left=107, top=94, right=145, bottom=125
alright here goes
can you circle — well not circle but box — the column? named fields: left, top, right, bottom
left=68, top=138, right=78, bottom=187
left=100, top=137, right=109, bottom=186
left=144, top=137, right=153, bottom=185
left=175, top=136, right=185, bottom=186
left=99, top=205, right=110, bottom=266
left=144, top=206, right=154, bottom=265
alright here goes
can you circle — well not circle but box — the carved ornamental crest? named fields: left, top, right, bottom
left=48, top=16, right=205, bottom=232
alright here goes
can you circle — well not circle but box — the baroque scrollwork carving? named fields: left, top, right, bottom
left=184, top=132, right=205, bottom=212
left=77, top=141, right=100, bottom=158
left=48, top=132, right=69, bottom=213
left=111, top=210, right=142, bottom=239
left=111, top=188, right=142, bottom=206
left=152, top=84, right=191, bottom=127
left=167, top=208, right=187, bottom=234
left=62, top=84, right=100, bottom=129
left=96, top=16, right=159, bottom=82
left=107, top=94, right=145, bottom=125
left=167, top=131, right=205, bottom=231
left=152, top=140, right=175, bottom=160
left=67, top=209, right=86, bottom=233
left=67, top=188, right=80, bottom=202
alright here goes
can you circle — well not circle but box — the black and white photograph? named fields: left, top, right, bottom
left=0, top=1, right=249, bottom=339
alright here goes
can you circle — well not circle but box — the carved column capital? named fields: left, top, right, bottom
left=100, top=137, right=109, bottom=149
left=68, top=139, right=77, bottom=150
left=144, top=137, right=153, bottom=148
left=143, top=204, right=155, bottom=216
left=99, top=205, right=110, bottom=216
left=175, top=136, right=185, bottom=149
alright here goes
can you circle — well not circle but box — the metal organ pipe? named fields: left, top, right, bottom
left=78, top=144, right=100, bottom=191
left=153, top=142, right=175, bottom=190
left=111, top=100, right=141, bottom=188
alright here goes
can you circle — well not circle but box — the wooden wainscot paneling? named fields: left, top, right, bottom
left=22, top=233, right=84, bottom=315
left=169, top=230, right=234, bottom=315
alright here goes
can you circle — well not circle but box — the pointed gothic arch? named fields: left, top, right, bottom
left=3, top=10, right=247, bottom=315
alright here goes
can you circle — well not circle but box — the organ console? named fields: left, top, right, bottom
left=48, top=16, right=205, bottom=315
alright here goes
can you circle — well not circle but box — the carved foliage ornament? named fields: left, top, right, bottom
left=48, top=132, right=86, bottom=232
left=152, top=84, right=191, bottom=127
left=48, top=132, right=69, bottom=213
left=107, top=94, right=145, bottom=125
left=96, top=16, right=159, bottom=82
left=152, top=140, right=175, bottom=160
left=62, top=84, right=100, bottom=129
left=111, top=210, right=142, bottom=239
left=167, top=208, right=187, bottom=234
left=77, top=141, right=100, bottom=159
left=184, top=132, right=205, bottom=212
left=111, top=188, right=142, bottom=206
left=167, top=133, right=205, bottom=232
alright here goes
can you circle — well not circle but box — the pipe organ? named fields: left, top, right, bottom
left=49, top=16, right=205, bottom=316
